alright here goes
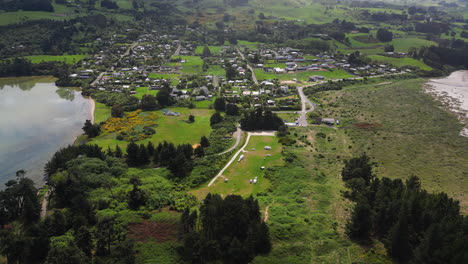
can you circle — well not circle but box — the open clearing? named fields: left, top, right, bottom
left=23, top=55, right=87, bottom=64
left=90, top=108, right=214, bottom=150
left=192, top=136, right=283, bottom=199
left=312, top=78, right=468, bottom=212
left=369, top=55, right=432, bottom=71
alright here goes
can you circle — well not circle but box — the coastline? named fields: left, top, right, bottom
left=90, top=97, right=96, bottom=124
left=425, top=70, right=468, bottom=137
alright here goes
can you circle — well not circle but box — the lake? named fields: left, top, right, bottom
left=0, top=76, right=93, bottom=186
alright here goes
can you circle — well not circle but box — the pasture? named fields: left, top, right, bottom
left=90, top=108, right=214, bottom=150
left=191, top=136, right=283, bottom=199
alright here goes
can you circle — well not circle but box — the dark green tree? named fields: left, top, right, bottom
left=214, top=97, right=226, bottom=111
left=200, top=136, right=210, bottom=148
left=210, top=112, right=223, bottom=126
left=111, top=104, right=124, bottom=118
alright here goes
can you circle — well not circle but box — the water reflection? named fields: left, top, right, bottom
left=0, top=76, right=92, bottom=186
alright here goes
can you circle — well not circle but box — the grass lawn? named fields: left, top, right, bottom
left=133, top=87, right=159, bottom=100
left=90, top=108, right=214, bottom=150
left=276, top=112, right=299, bottom=123
left=147, top=73, right=180, bottom=85
left=204, top=65, right=226, bottom=77
left=314, top=78, right=468, bottom=212
left=93, top=101, right=111, bottom=124
left=191, top=136, right=283, bottom=199
left=195, top=46, right=223, bottom=55
left=254, top=69, right=353, bottom=81
left=193, top=97, right=215, bottom=109
left=169, top=56, right=204, bottom=74
left=369, top=55, right=432, bottom=70
left=23, top=55, right=87, bottom=64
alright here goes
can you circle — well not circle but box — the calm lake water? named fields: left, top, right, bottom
left=0, top=76, right=92, bottom=186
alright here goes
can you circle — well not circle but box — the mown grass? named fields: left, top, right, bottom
left=254, top=69, right=353, bottom=81
left=169, top=56, right=204, bottom=74
left=133, top=87, right=159, bottom=100
left=191, top=136, right=283, bottom=199
left=23, top=55, right=87, bottom=64
left=313, top=78, right=468, bottom=212
left=193, top=97, right=215, bottom=109
left=194, top=45, right=223, bottom=55
left=90, top=108, right=214, bottom=150
left=93, top=101, right=111, bottom=124
left=368, top=55, right=432, bottom=70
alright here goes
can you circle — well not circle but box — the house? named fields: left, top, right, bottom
left=321, top=118, right=335, bottom=125
left=195, top=96, right=206, bottom=101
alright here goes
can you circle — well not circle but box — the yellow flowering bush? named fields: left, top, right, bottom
left=101, top=110, right=159, bottom=142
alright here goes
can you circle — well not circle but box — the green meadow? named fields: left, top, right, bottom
left=192, top=136, right=283, bottom=199
left=23, top=55, right=87, bottom=64
left=93, top=102, right=111, bottom=124
left=90, top=108, right=214, bottom=150
left=254, top=69, right=354, bottom=81
left=312, top=78, right=468, bottom=212
left=369, top=55, right=432, bottom=70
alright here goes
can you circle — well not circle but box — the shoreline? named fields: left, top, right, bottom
left=425, top=70, right=468, bottom=137
left=89, top=96, right=95, bottom=124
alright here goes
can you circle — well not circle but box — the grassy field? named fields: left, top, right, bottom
left=368, top=55, right=432, bottom=70
left=90, top=108, right=214, bottom=150
left=276, top=112, right=300, bottom=123
left=23, top=55, right=87, bottom=64
left=312, top=78, right=468, bottom=212
left=254, top=69, right=354, bottom=81
left=191, top=136, right=283, bottom=199
left=204, top=65, right=226, bottom=77
left=168, top=56, right=204, bottom=74
left=250, top=125, right=378, bottom=263
left=133, top=87, right=159, bottom=100
left=93, top=101, right=111, bottom=124
left=193, top=97, right=215, bottom=108
left=195, top=46, right=223, bottom=55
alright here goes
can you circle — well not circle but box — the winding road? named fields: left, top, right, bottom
left=208, top=131, right=276, bottom=187
left=217, top=127, right=243, bottom=155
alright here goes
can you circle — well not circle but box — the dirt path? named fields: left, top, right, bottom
left=173, top=43, right=182, bottom=56
left=263, top=204, right=271, bottom=222
left=208, top=131, right=276, bottom=187
left=40, top=190, right=50, bottom=219
left=218, top=127, right=243, bottom=155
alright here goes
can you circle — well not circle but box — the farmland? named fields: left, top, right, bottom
left=90, top=108, right=214, bottom=150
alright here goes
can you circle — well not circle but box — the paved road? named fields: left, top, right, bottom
left=91, top=71, right=106, bottom=87
left=236, top=46, right=258, bottom=84
left=296, top=86, right=316, bottom=126
left=218, top=127, right=243, bottom=155
left=173, top=43, right=181, bottom=56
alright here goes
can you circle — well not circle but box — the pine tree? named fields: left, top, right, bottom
left=200, top=136, right=210, bottom=148
left=138, top=144, right=149, bottom=165
left=147, top=141, right=155, bottom=156
left=387, top=209, right=412, bottom=262
left=194, top=146, right=205, bottom=157
left=115, top=145, right=122, bottom=158
left=107, top=146, right=114, bottom=157
left=346, top=198, right=372, bottom=241
left=126, top=142, right=139, bottom=166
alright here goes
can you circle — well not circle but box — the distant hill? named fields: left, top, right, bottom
left=0, top=0, right=54, bottom=12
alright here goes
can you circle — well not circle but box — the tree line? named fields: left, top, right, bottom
left=179, top=193, right=271, bottom=263
left=343, top=155, right=468, bottom=263
left=240, top=108, right=284, bottom=131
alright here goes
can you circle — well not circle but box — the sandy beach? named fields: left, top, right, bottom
left=426, top=71, right=468, bottom=137
left=89, top=97, right=95, bottom=124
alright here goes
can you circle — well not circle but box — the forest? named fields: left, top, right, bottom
left=343, top=155, right=468, bottom=263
